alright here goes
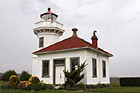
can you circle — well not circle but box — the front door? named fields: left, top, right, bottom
left=55, top=66, right=65, bottom=84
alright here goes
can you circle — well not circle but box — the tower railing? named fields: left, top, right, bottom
left=35, top=21, right=63, bottom=29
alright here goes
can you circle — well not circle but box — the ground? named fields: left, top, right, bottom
left=1, top=81, right=140, bottom=93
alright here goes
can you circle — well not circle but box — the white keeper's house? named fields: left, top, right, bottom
left=32, top=8, right=113, bottom=85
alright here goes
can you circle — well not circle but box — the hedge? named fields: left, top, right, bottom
left=120, top=77, right=140, bottom=86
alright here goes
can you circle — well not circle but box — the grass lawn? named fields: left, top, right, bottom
left=88, top=84, right=140, bottom=93
left=0, top=89, right=91, bottom=93
left=1, top=82, right=140, bottom=93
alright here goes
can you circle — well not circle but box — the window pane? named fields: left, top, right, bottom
left=71, top=58, right=79, bottom=71
left=42, top=60, right=49, bottom=77
left=39, top=37, right=44, bottom=48
left=92, top=58, right=97, bottom=77
left=55, top=60, right=65, bottom=65
left=102, top=61, right=106, bottom=77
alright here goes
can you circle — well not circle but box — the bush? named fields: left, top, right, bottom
left=29, top=76, right=40, bottom=85
left=120, top=77, right=140, bottom=86
left=75, top=82, right=86, bottom=90
left=2, top=70, right=17, bottom=81
left=20, top=71, right=31, bottom=81
left=86, top=84, right=110, bottom=89
left=97, top=83, right=103, bottom=88
left=9, top=75, right=20, bottom=86
left=64, top=82, right=86, bottom=90
left=19, top=83, right=54, bottom=91
left=86, top=85, right=97, bottom=89
left=2, top=81, right=54, bottom=91
left=0, top=76, right=3, bottom=81
left=1, top=83, right=10, bottom=89
left=45, top=84, right=54, bottom=89
left=1, top=82, right=19, bottom=89
left=63, top=61, right=87, bottom=87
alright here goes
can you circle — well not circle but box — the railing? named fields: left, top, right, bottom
left=35, top=21, right=63, bottom=29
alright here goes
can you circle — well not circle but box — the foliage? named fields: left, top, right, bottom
left=20, top=71, right=31, bottom=81
left=0, top=76, right=2, bottom=81
left=63, top=82, right=86, bottom=90
left=120, top=77, right=140, bottom=86
left=21, top=83, right=54, bottom=91
left=86, top=84, right=97, bottom=89
left=29, top=76, right=40, bottom=85
left=75, top=82, right=86, bottom=90
left=9, top=75, right=20, bottom=86
left=2, top=70, right=17, bottom=81
left=1, top=75, right=20, bottom=89
left=2, top=83, right=140, bottom=93
left=63, top=61, right=87, bottom=87
left=1, top=81, right=54, bottom=92
left=86, top=84, right=110, bottom=89
left=45, top=84, right=54, bottom=89
left=1, top=82, right=19, bottom=89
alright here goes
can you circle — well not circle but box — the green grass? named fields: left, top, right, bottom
left=1, top=83, right=140, bottom=93
left=0, top=89, right=91, bottom=93
left=88, top=84, right=140, bottom=93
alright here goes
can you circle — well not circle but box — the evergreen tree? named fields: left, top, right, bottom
left=63, top=61, right=87, bottom=86
left=20, top=71, right=31, bottom=81
left=2, top=70, right=17, bottom=81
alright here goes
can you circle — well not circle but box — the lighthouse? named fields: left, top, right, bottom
left=34, top=8, right=64, bottom=49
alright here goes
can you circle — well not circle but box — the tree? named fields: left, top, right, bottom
left=63, top=61, right=87, bottom=86
left=20, top=71, right=31, bottom=81
left=2, top=70, right=17, bottom=81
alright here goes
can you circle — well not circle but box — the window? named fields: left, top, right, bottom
left=42, top=60, right=49, bottom=77
left=102, top=60, right=106, bottom=77
left=92, top=58, right=97, bottom=77
left=39, top=37, right=44, bottom=48
left=54, top=59, right=65, bottom=66
left=70, top=58, right=79, bottom=71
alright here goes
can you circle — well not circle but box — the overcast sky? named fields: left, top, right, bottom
left=0, top=0, right=140, bottom=77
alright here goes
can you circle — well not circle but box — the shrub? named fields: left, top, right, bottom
left=19, top=83, right=54, bottom=91
left=0, top=76, right=3, bottom=81
left=97, top=83, right=103, bottom=88
left=20, top=71, right=31, bottom=81
left=9, top=75, right=20, bottom=86
left=1, top=81, right=54, bottom=91
left=86, top=84, right=109, bottom=89
left=2, top=70, right=17, bottom=81
left=63, top=61, right=87, bottom=87
left=45, top=84, right=54, bottom=89
left=91, top=85, right=98, bottom=89
left=1, top=83, right=9, bottom=89
left=120, top=77, right=140, bottom=86
left=29, top=76, right=40, bottom=85
left=75, top=82, right=86, bottom=90
left=1, top=81, right=19, bottom=89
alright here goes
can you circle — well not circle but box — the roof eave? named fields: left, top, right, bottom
left=33, top=47, right=113, bottom=57
left=88, top=47, right=113, bottom=57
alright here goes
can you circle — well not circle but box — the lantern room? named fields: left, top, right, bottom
left=40, top=8, right=58, bottom=22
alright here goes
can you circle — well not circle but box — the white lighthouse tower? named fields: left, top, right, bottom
left=34, top=8, right=64, bottom=49
left=32, top=8, right=64, bottom=76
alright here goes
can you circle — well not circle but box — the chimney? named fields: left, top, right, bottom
left=72, top=28, right=78, bottom=37
left=91, top=30, right=98, bottom=48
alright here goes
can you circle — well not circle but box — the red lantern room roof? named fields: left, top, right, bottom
left=40, top=8, right=58, bottom=18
